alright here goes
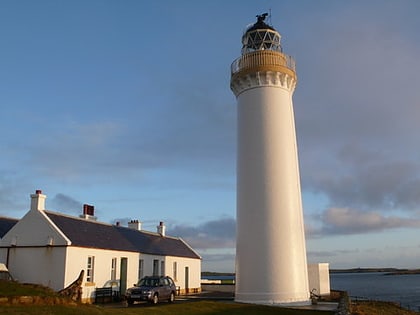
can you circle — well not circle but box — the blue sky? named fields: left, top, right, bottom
left=1, top=1, right=420, bottom=272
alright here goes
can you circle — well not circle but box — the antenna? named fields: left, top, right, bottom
left=269, top=8, right=272, bottom=25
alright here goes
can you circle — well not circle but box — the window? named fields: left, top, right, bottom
left=153, top=259, right=159, bottom=276
left=138, top=259, right=144, bottom=280
left=173, top=262, right=177, bottom=281
left=160, top=261, right=165, bottom=276
left=111, top=258, right=117, bottom=281
left=86, top=256, right=95, bottom=282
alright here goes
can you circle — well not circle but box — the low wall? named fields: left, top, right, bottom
left=201, top=284, right=235, bottom=293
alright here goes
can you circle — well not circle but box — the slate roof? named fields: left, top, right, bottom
left=46, top=211, right=200, bottom=259
left=0, top=217, right=18, bottom=238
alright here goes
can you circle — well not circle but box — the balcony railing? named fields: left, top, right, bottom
left=231, top=50, right=296, bottom=77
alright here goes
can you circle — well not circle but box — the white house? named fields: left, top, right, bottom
left=0, top=190, right=201, bottom=303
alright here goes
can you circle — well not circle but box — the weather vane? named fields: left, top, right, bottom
left=256, top=13, right=268, bottom=23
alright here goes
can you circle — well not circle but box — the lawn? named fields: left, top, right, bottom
left=1, top=280, right=418, bottom=315
left=0, top=280, right=58, bottom=297
left=0, top=301, right=333, bottom=315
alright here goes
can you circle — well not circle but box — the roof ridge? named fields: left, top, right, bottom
left=44, top=210, right=114, bottom=227
left=114, top=223, right=179, bottom=240
left=0, top=216, right=19, bottom=221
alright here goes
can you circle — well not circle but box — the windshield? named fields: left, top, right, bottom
left=138, top=278, right=159, bottom=287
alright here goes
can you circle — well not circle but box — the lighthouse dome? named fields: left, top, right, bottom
left=241, top=13, right=282, bottom=54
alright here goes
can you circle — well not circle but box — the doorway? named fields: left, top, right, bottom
left=184, top=266, right=189, bottom=294
left=119, top=257, right=128, bottom=296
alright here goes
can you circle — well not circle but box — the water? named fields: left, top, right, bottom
left=203, top=273, right=420, bottom=310
left=331, top=272, right=420, bottom=311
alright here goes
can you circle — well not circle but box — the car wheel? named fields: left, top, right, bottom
left=151, top=293, right=159, bottom=304
left=127, top=298, right=134, bottom=305
left=169, top=292, right=175, bottom=303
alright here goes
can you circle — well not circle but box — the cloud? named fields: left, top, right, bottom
left=305, top=154, right=420, bottom=211
left=308, top=249, right=360, bottom=259
left=294, top=5, right=420, bottom=214
left=168, top=217, right=236, bottom=250
left=24, top=120, right=122, bottom=180
left=50, top=193, right=83, bottom=215
left=200, top=252, right=235, bottom=273
left=313, top=207, right=420, bottom=236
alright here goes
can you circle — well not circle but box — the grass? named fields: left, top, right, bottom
left=351, top=301, right=419, bottom=315
left=0, top=280, right=332, bottom=314
left=0, top=301, right=333, bottom=315
left=0, top=280, right=58, bottom=297
left=2, top=300, right=419, bottom=315
left=2, top=280, right=419, bottom=315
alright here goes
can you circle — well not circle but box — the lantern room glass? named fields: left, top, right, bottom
left=242, top=29, right=282, bottom=54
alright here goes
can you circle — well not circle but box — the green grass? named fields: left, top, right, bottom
left=3, top=280, right=417, bottom=315
left=0, top=280, right=58, bottom=297
left=0, top=280, right=332, bottom=314
left=351, top=301, right=419, bottom=315
left=0, top=301, right=333, bottom=315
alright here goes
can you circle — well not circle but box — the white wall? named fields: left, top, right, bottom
left=165, top=256, right=201, bottom=293
left=0, top=209, right=69, bottom=247
left=139, top=254, right=201, bottom=293
left=0, top=208, right=69, bottom=290
left=308, top=263, right=330, bottom=296
left=235, top=81, right=309, bottom=305
left=65, top=247, right=139, bottom=302
left=6, top=247, right=67, bottom=290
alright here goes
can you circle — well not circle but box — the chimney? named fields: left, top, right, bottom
left=80, top=204, right=97, bottom=221
left=157, top=221, right=166, bottom=237
left=128, top=219, right=142, bottom=231
left=30, top=190, right=47, bottom=211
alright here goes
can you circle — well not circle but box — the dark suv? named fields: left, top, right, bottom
left=125, top=276, right=176, bottom=305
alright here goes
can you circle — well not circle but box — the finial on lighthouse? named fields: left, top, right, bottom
left=256, top=13, right=268, bottom=23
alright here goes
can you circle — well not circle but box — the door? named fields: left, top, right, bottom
left=119, top=257, right=128, bottom=296
left=184, top=266, right=189, bottom=294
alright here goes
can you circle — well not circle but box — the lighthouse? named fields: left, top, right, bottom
left=230, top=14, right=310, bottom=305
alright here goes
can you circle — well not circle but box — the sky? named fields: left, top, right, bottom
left=1, top=0, right=420, bottom=272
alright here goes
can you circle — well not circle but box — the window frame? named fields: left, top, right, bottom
left=86, top=256, right=95, bottom=283
left=111, top=257, right=117, bottom=281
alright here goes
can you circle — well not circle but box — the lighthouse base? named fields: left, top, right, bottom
left=235, top=292, right=311, bottom=306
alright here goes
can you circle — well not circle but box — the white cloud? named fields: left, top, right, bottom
left=311, top=207, right=420, bottom=236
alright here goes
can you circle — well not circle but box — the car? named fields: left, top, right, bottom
left=125, top=276, right=176, bottom=305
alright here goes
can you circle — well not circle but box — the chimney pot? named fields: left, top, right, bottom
left=36, top=190, right=42, bottom=194
left=128, top=219, right=142, bottom=231
left=157, top=221, right=166, bottom=236
left=80, top=204, right=97, bottom=221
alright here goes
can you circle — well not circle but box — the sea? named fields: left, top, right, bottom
left=331, top=272, right=420, bottom=311
left=202, top=272, right=420, bottom=311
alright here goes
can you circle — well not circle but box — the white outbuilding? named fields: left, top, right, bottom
left=0, top=190, right=201, bottom=303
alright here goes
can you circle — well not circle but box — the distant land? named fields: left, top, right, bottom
left=202, top=268, right=420, bottom=277
left=330, top=268, right=420, bottom=275
left=201, top=271, right=235, bottom=277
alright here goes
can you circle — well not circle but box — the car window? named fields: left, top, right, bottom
left=139, top=278, right=159, bottom=287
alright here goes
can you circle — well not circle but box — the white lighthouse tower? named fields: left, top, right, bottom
left=230, top=14, right=310, bottom=305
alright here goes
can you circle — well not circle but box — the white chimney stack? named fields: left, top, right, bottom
left=128, top=219, right=142, bottom=230
left=157, top=221, right=166, bottom=237
left=30, top=190, right=46, bottom=211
